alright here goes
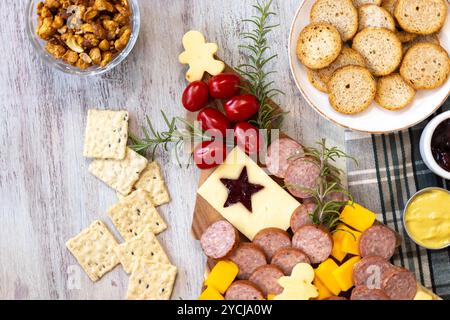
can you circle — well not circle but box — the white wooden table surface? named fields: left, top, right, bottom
left=0, top=0, right=344, bottom=299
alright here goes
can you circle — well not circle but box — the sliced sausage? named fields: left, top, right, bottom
left=292, top=225, right=332, bottom=264
left=225, top=280, right=264, bottom=300
left=249, top=264, right=284, bottom=297
left=350, top=285, right=390, bottom=300
left=200, top=220, right=239, bottom=259
left=229, top=243, right=267, bottom=280
left=352, top=256, right=394, bottom=287
left=253, top=228, right=291, bottom=260
left=290, top=203, right=315, bottom=233
left=271, top=247, right=311, bottom=275
left=359, top=225, right=397, bottom=260
left=381, top=266, right=417, bottom=300
left=324, top=296, right=347, bottom=300
left=265, top=138, right=303, bottom=178
left=285, top=157, right=320, bottom=198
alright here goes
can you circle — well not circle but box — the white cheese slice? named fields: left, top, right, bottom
left=197, top=147, right=301, bottom=240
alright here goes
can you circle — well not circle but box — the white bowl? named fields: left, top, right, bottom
left=288, top=0, right=450, bottom=134
left=419, top=111, right=450, bottom=180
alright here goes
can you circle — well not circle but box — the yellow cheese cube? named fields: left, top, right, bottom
left=313, top=276, right=333, bottom=300
left=331, top=230, right=347, bottom=262
left=267, top=294, right=275, bottom=300
left=414, top=287, right=433, bottom=300
left=339, top=202, right=376, bottom=232
left=204, top=260, right=239, bottom=294
left=315, top=259, right=341, bottom=296
left=341, top=230, right=362, bottom=255
left=332, top=256, right=361, bottom=292
left=198, top=286, right=225, bottom=300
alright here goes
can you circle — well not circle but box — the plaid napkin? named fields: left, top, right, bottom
left=344, top=100, right=450, bottom=300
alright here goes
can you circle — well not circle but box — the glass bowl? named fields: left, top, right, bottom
left=26, top=0, right=140, bottom=76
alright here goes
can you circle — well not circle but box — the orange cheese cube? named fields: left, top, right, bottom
left=331, top=230, right=347, bottom=262
left=267, top=294, right=275, bottom=300
left=315, top=259, right=341, bottom=296
left=198, top=286, right=225, bottom=300
left=332, top=256, right=361, bottom=292
left=313, top=276, right=333, bottom=300
left=339, top=202, right=376, bottom=232
left=341, top=229, right=362, bottom=255
left=204, top=260, right=239, bottom=294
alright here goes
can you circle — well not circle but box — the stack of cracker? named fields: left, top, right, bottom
left=298, top=0, right=450, bottom=114
left=66, top=109, right=176, bottom=300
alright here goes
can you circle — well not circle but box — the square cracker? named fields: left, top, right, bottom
left=89, top=147, right=148, bottom=195
left=108, top=189, right=167, bottom=241
left=83, top=109, right=129, bottom=160
left=126, top=260, right=177, bottom=300
left=66, top=220, right=120, bottom=282
left=114, top=226, right=170, bottom=273
left=134, top=162, right=170, bottom=206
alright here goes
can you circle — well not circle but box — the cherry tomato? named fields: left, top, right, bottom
left=193, top=140, right=227, bottom=170
left=208, top=73, right=241, bottom=99
left=197, top=107, right=231, bottom=139
left=234, top=122, right=261, bottom=154
left=182, top=81, right=209, bottom=112
left=224, top=94, right=260, bottom=122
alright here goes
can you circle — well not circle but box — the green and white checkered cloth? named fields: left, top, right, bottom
left=344, top=101, right=450, bottom=300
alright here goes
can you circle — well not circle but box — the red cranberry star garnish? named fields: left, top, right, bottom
left=220, top=166, right=264, bottom=213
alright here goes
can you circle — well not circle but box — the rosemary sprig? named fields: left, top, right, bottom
left=236, top=0, right=285, bottom=131
left=128, top=111, right=212, bottom=164
left=292, top=139, right=357, bottom=230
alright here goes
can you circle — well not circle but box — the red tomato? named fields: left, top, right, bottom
left=234, top=122, right=261, bottom=154
left=208, top=73, right=241, bottom=99
left=182, top=81, right=209, bottom=112
left=193, top=140, right=227, bottom=170
left=224, top=94, right=260, bottom=122
left=197, top=108, right=231, bottom=139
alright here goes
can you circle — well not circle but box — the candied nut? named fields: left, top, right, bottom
left=98, top=39, right=110, bottom=51
left=84, top=8, right=99, bottom=21
left=114, top=4, right=130, bottom=16
left=80, top=23, right=94, bottom=33
left=82, top=34, right=99, bottom=48
left=52, top=15, right=64, bottom=29
left=94, top=0, right=114, bottom=12
left=75, top=57, right=91, bottom=70
left=63, top=50, right=79, bottom=65
left=80, top=52, right=92, bottom=64
left=92, top=21, right=107, bottom=39
left=37, top=17, right=56, bottom=40
left=114, top=28, right=130, bottom=51
left=39, top=5, right=53, bottom=18
left=58, top=26, right=68, bottom=34
left=102, top=19, right=118, bottom=31
left=45, top=0, right=60, bottom=9
left=100, top=51, right=113, bottom=67
left=45, top=42, right=66, bottom=59
left=65, top=35, right=84, bottom=53
left=89, top=47, right=102, bottom=64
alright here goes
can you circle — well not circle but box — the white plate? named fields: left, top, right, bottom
left=288, top=0, right=450, bottom=134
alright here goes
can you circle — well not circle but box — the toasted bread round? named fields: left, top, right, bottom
left=358, top=4, right=396, bottom=31
left=396, top=31, right=418, bottom=43
left=375, top=73, right=416, bottom=110
left=381, top=0, right=398, bottom=16
left=400, top=43, right=450, bottom=90
left=353, top=0, right=382, bottom=7
left=352, top=28, right=402, bottom=76
left=316, top=48, right=366, bottom=84
left=310, top=0, right=358, bottom=41
left=403, top=33, right=440, bottom=53
left=307, top=69, right=328, bottom=93
left=296, top=23, right=342, bottom=69
left=395, top=0, right=447, bottom=35
left=328, top=65, right=376, bottom=114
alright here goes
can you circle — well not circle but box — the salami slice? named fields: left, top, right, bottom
left=200, top=220, right=239, bottom=259
left=350, top=285, right=390, bottom=300
left=229, top=243, right=267, bottom=280
left=352, top=256, right=394, bottom=287
left=225, top=280, right=264, bottom=300
left=381, top=266, right=417, bottom=300
left=292, top=225, right=332, bottom=264
left=265, top=138, right=303, bottom=178
left=285, top=158, right=320, bottom=199
left=253, top=228, right=292, bottom=260
left=271, top=247, right=311, bottom=275
left=359, top=225, right=397, bottom=260
left=249, top=264, right=284, bottom=297
left=290, top=203, right=315, bottom=233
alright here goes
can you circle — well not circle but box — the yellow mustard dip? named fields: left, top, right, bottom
left=405, top=189, right=450, bottom=249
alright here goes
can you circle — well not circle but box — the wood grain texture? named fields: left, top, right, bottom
left=0, top=0, right=345, bottom=299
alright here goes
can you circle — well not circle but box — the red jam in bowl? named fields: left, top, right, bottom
left=431, top=118, right=450, bottom=172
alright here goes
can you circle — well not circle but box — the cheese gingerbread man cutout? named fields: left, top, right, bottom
left=274, top=263, right=319, bottom=300
left=179, top=30, right=225, bottom=82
